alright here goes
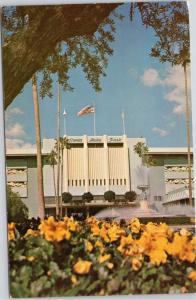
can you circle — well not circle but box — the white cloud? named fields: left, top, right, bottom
left=152, top=127, right=169, bottom=137
left=9, top=107, right=24, bottom=115
left=6, top=138, right=36, bottom=150
left=6, top=123, right=26, bottom=138
left=163, top=65, right=190, bottom=115
left=5, top=107, right=24, bottom=121
left=140, top=66, right=191, bottom=115
left=140, top=68, right=163, bottom=87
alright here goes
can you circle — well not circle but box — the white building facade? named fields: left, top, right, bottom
left=6, top=135, right=194, bottom=217
left=42, top=135, right=146, bottom=197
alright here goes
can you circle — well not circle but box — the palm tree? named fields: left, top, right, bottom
left=183, top=61, right=192, bottom=205
left=56, top=81, right=61, bottom=218
left=32, top=74, right=45, bottom=219
left=144, top=2, right=193, bottom=205
left=47, top=150, right=57, bottom=216
left=54, top=136, right=70, bottom=218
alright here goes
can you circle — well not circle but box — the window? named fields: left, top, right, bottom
left=154, top=196, right=162, bottom=201
left=100, top=179, right=102, bottom=186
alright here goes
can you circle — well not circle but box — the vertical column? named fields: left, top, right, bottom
left=103, top=135, right=110, bottom=190
left=63, top=146, right=68, bottom=193
left=123, top=135, right=131, bottom=191
left=83, top=135, right=89, bottom=192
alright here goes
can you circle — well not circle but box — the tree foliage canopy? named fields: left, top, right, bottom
left=2, top=2, right=189, bottom=108
left=82, top=192, right=94, bottom=203
left=2, top=4, right=120, bottom=107
left=7, top=185, right=29, bottom=222
left=125, top=191, right=137, bottom=202
left=104, top=190, right=116, bottom=202
left=134, top=142, right=155, bottom=167
left=136, top=2, right=190, bottom=65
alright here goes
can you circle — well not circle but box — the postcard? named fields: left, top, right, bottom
left=2, top=1, right=196, bottom=297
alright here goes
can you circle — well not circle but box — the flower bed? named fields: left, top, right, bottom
left=8, top=217, right=196, bottom=297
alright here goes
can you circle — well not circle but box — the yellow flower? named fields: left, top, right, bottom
left=8, top=223, right=15, bottom=241
left=99, top=227, right=110, bottom=243
left=65, top=217, right=79, bottom=232
left=149, top=249, right=167, bottom=266
left=91, top=225, right=101, bottom=237
left=85, top=241, right=93, bottom=252
left=107, top=225, right=125, bottom=242
left=95, top=240, right=105, bottom=253
left=117, top=234, right=135, bottom=255
left=86, top=216, right=99, bottom=225
left=98, top=254, right=111, bottom=264
left=167, top=233, right=195, bottom=263
left=124, top=244, right=141, bottom=257
left=24, top=229, right=39, bottom=238
left=73, top=260, right=92, bottom=275
left=191, top=236, right=196, bottom=250
left=26, top=256, right=35, bottom=262
left=129, top=218, right=140, bottom=234
left=39, top=217, right=71, bottom=242
left=95, top=240, right=104, bottom=248
left=106, top=262, right=114, bottom=269
left=188, top=271, right=196, bottom=281
left=71, top=275, right=78, bottom=285
left=132, top=258, right=142, bottom=271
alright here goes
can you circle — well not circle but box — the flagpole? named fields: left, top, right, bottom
left=93, top=100, right=96, bottom=136
left=63, top=110, right=67, bottom=136
left=121, top=109, right=126, bottom=135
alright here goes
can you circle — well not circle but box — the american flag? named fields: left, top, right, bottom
left=77, top=105, right=95, bottom=116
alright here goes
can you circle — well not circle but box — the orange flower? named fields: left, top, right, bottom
left=98, top=254, right=111, bottom=264
left=8, top=223, right=15, bottom=241
left=167, top=233, right=195, bottom=263
left=132, top=258, right=142, bottom=271
left=188, top=271, right=196, bottom=281
left=24, top=229, right=39, bottom=238
left=129, top=218, right=140, bottom=234
left=73, top=260, right=92, bottom=275
left=39, top=217, right=71, bottom=242
left=149, top=249, right=167, bottom=266
left=85, top=241, right=93, bottom=252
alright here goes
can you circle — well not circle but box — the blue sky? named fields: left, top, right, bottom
left=5, top=3, right=192, bottom=149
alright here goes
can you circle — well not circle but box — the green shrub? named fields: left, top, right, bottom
left=62, top=192, right=72, bottom=203
left=125, top=191, right=137, bottom=202
left=7, top=185, right=28, bottom=223
left=82, top=192, right=93, bottom=203
left=104, top=190, right=115, bottom=202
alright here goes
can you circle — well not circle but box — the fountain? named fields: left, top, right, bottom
left=95, top=163, right=194, bottom=227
